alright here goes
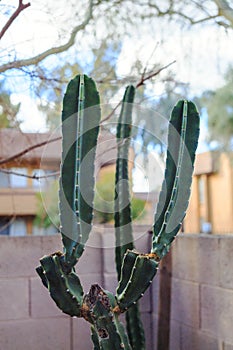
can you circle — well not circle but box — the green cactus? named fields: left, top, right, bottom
left=114, top=85, right=146, bottom=350
left=60, top=74, right=101, bottom=266
left=36, top=74, right=200, bottom=350
left=152, top=100, right=200, bottom=258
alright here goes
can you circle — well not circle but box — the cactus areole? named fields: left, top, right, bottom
left=36, top=74, right=200, bottom=349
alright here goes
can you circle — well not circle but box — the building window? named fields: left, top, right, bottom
left=9, top=218, right=27, bottom=236
left=0, top=217, right=27, bottom=236
left=0, top=171, right=10, bottom=188
left=0, top=218, right=10, bottom=235
left=32, top=169, right=45, bottom=189
left=10, top=168, right=28, bottom=188
left=32, top=169, right=57, bottom=189
left=32, top=224, right=57, bottom=236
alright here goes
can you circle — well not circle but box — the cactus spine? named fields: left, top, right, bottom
left=37, top=74, right=200, bottom=350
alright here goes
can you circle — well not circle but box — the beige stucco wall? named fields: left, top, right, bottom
left=185, top=153, right=233, bottom=234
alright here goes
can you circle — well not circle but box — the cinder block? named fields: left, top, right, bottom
left=197, top=235, right=220, bottom=286
left=133, top=228, right=152, bottom=252
left=169, top=320, right=181, bottom=350
left=141, top=312, right=152, bottom=349
left=101, top=231, right=116, bottom=274
left=170, top=278, right=199, bottom=328
left=75, top=231, right=102, bottom=275
left=132, top=224, right=151, bottom=234
left=41, top=231, right=102, bottom=275
left=0, top=278, right=29, bottom=320
left=172, top=234, right=198, bottom=280
left=139, top=285, right=152, bottom=313
left=0, top=236, right=43, bottom=277
left=201, top=285, right=233, bottom=343
left=172, top=234, right=220, bottom=285
left=72, top=318, right=93, bottom=350
left=77, top=273, right=102, bottom=293
left=151, top=270, right=160, bottom=315
left=152, top=314, right=159, bottom=350
left=0, top=318, right=70, bottom=350
left=103, top=273, right=118, bottom=293
left=40, top=234, right=63, bottom=255
left=181, top=325, right=220, bottom=350
left=31, top=277, right=66, bottom=318
left=220, top=237, right=233, bottom=289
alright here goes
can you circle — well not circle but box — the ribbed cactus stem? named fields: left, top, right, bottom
left=59, top=74, right=101, bottom=266
left=114, top=85, right=135, bottom=279
left=152, top=100, right=200, bottom=258
left=114, top=85, right=146, bottom=349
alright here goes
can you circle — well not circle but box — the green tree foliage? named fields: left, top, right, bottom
left=94, top=169, right=146, bottom=224
left=94, top=170, right=115, bottom=224
left=132, top=80, right=189, bottom=159
left=201, top=66, right=233, bottom=149
left=0, top=83, right=20, bottom=128
left=34, top=180, right=59, bottom=229
left=35, top=172, right=146, bottom=226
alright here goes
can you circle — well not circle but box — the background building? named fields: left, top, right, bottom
left=0, top=129, right=61, bottom=235
left=184, top=151, right=233, bottom=234
left=0, top=128, right=127, bottom=235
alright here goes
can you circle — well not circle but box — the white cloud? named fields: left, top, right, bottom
left=11, top=94, right=47, bottom=132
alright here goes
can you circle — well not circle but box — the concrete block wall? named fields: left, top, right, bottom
left=170, top=234, right=233, bottom=350
left=0, top=225, right=157, bottom=350
left=1, top=230, right=233, bottom=350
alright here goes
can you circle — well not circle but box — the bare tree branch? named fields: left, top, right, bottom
left=0, top=62, right=175, bottom=166
left=0, top=168, right=59, bottom=180
left=100, top=60, right=176, bottom=124
left=213, top=0, right=233, bottom=26
left=145, top=1, right=223, bottom=26
left=135, top=60, right=176, bottom=88
left=0, top=216, right=16, bottom=234
left=0, top=0, right=94, bottom=73
left=0, top=139, right=127, bottom=180
left=0, top=0, right=31, bottom=41
left=0, top=136, right=61, bottom=166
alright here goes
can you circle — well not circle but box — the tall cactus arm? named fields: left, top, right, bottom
left=114, top=85, right=135, bottom=279
left=59, top=74, right=101, bottom=266
left=152, top=100, right=200, bottom=258
left=114, top=86, right=146, bottom=349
